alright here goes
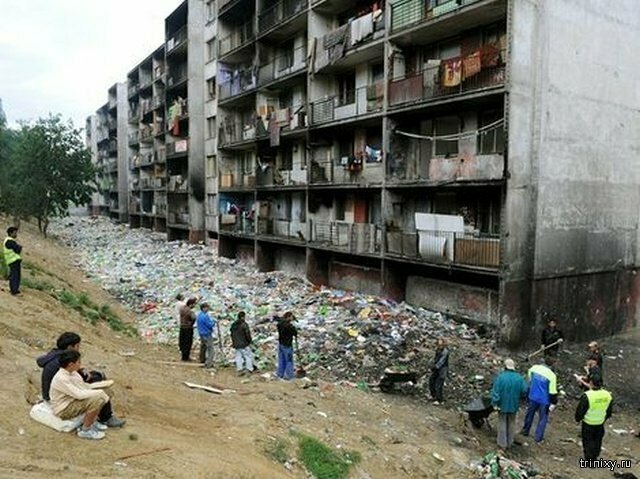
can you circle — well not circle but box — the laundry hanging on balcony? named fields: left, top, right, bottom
left=442, top=58, right=462, bottom=87
left=462, top=51, right=481, bottom=80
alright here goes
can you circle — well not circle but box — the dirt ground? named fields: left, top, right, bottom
left=0, top=221, right=638, bottom=479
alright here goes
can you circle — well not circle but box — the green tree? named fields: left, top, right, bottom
left=4, top=115, right=96, bottom=237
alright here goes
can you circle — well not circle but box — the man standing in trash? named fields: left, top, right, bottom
left=491, top=358, right=528, bottom=449
left=522, top=356, right=558, bottom=443
left=179, top=297, right=197, bottom=361
left=276, top=312, right=297, bottom=380
left=196, top=302, right=216, bottom=369
left=230, top=311, right=254, bottom=375
left=575, top=376, right=613, bottom=461
left=541, top=318, right=563, bottom=357
left=429, top=338, right=449, bottom=404
left=3, top=226, right=22, bottom=295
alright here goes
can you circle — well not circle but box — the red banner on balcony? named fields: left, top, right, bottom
left=462, top=51, right=481, bottom=80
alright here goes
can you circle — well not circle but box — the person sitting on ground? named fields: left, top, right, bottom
left=429, top=338, right=450, bottom=405
left=196, top=302, right=216, bottom=369
left=575, top=357, right=602, bottom=390
left=276, top=312, right=297, bottom=380
left=37, top=331, right=125, bottom=428
left=541, top=318, right=564, bottom=357
left=50, top=350, right=110, bottom=440
left=230, top=311, right=254, bottom=375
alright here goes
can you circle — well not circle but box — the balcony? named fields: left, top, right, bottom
left=140, top=125, right=154, bottom=143
left=167, top=65, right=188, bottom=89
left=128, top=131, right=140, bottom=146
left=107, top=159, right=118, bottom=172
left=257, top=47, right=307, bottom=87
left=140, top=98, right=153, bottom=116
left=107, top=118, right=117, bottom=131
left=257, top=218, right=306, bottom=242
left=167, top=174, right=188, bottom=193
left=219, top=214, right=255, bottom=236
left=108, top=139, right=118, bottom=153
left=309, top=220, right=382, bottom=255
left=168, top=211, right=190, bottom=226
left=310, top=84, right=383, bottom=125
left=166, top=26, right=188, bottom=55
left=388, top=49, right=506, bottom=110
left=220, top=171, right=256, bottom=190
left=128, top=108, right=140, bottom=123
left=256, top=167, right=307, bottom=188
left=152, top=95, right=164, bottom=110
left=218, top=20, right=255, bottom=59
left=140, top=176, right=165, bottom=190
left=218, top=120, right=257, bottom=147
left=385, top=229, right=500, bottom=270
left=312, top=10, right=385, bottom=72
left=258, top=0, right=308, bottom=35
left=166, top=139, right=189, bottom=158
left=218, top=67, right=256, bottom=102
left=128, top=82, right=139, bottom=98
left=155, top=148, right=167, bottom=164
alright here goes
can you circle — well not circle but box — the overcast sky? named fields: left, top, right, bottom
left=0, top=0, right=181, bottom=129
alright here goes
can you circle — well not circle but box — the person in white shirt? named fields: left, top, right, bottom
left=50, top=350, right=110, bottom=440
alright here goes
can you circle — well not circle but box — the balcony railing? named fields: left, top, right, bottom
left=257, top=218, right=306, bottom=241
left=385, top=229, right=500, bottom=269
left=220, top=171, right=256, bottom=189
left=152, top=95, right=164, bottom=110
left=128, top=131, right=139, bottom=145
left=258, top=0, right=308, bottom=33
left=155, top=148, right=167, bottom=164
left=108, top=139, right=118, bottom=153
left=219, top=214, right=255, bottom=235
left=140, top=98, right=153, bottom=115
left=166, top=26, right=188, bottom=53
left=309, top=157, right=370, bottom=185
left=310, top=84, right=383, bottom=125
left=309, top=220, right=382, bottom=255
left=108, top=118, right=117, bottom=130
left=168, top=211, right=190, bottom=225
left=257, top=167, right=306, bottom=187
left=390, top=0, right=482, bottom=34
left=219, top=67, right=256, bottom=101
left=257, top=46, right=307, bottom=86
left=389, top=48, right=506, bottom=108
left=140, top=125, right=154, bottom=142
left=219, top=20, right=255, bottom=57
left=166, top=139, right=189, bottom=157
left=167, top=65, right=188, bottom=88
left=219, top=120, right=257, bottom=146
left=128, top=108, right=140, bottom=123
left=133, top=152, right=154, bottom=168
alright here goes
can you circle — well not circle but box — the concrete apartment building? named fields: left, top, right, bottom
left=88, top=0, right=640, bottom=345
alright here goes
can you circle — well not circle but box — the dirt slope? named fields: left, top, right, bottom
left=0, top=220, right=638, bottom=479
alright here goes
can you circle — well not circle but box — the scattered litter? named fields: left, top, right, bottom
left=113, top=462, right=128, bottom=467
left=474, top=451, right=538, bottom=478
left=317, top=412, right=328, bottom=418
left=184, top=381, right=225, bottom=395
left=432, top=452, right=445, bottom=462
left=116, top=447, right=171, bottom=461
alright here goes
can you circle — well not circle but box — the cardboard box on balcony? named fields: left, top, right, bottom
left=244, top=175, right=256, bottom=188
left=220, top=214, right=237, bottom=225
left=220, top=173, right=234, bottom=188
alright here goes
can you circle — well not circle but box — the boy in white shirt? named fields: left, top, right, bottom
left=50, top=350, right=109, bottom=440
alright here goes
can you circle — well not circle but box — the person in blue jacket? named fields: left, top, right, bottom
left=196, top=303, right=216, bottom=369
left=491, top=358, right=528, bottom=449
left=522, top=356, right=558, bottom=443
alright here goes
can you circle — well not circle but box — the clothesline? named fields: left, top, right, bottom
left=394, top=117, right=504, bottom=142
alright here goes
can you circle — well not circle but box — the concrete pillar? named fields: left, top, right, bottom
left=306, top=248, right=329, bottom=286
left=116, top=82, right=129, bottom=223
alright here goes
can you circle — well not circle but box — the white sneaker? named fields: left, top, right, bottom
left=93, top=422, right=108, bottom=431
left=77, top=427, right=105, bottom=440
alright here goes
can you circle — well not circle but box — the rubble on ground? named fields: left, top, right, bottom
left=472, top=452, right=539, bottom=478
left=50, top=217, right=506, bottom=405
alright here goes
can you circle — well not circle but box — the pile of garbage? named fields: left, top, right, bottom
left=50, top=217, right=504, bottom=404
left=473, top=452, right=539, bottom=478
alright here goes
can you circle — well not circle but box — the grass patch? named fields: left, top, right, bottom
left=23, top=260, right=46, bottom=276
left=296, top=433, right=361, bottom=479
left=21, top=276, right=55, bottom=292
left=265, top=437, right=291, bottom=464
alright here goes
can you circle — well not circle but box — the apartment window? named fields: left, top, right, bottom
left=207, top=117, right=217, bottom=139
left=277, top=40, right=295, bottom=71
left=478, top=110, right=504, bottom=154
left=242, top=151, right=254, bottom=175
left=280, top=146, right=293, bottom=171
left=207, top=39, right=217, bottom=62
left=206, top=155, right=217, bottom=178
left=206, top=0, right=215, bottom=23
left=207, top=78, right=217, bottom=100
left=337, top=72, right=356, bottom=106
left=438, top=40, right=461, bottom=60
left=434, top=116, right=460, bottom=157
left=370, top=62, right=384, bottom=83
left=279, top=90, right=293, bottom=110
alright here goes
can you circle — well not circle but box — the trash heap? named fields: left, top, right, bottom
left=51, top=217, right=503, bottom=404
left=473, top=452, right=539, bottom=479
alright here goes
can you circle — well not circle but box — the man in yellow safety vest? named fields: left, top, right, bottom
left=574, top=376, right=613, bottom=461
left=3, top=226, right=22, bottom=295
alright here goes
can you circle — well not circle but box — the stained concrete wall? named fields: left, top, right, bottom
left=329, top=261, right=382, bottom=296
left=503, top=0, right=640, bottom=344
left=406, top=276, right=499, bottom=325
left=188, top=0, right=206, bottom=242
left=273, top=247, right=307, bottom=277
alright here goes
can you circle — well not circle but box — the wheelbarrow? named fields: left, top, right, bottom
left=463, top=396, right=495, bottom=429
